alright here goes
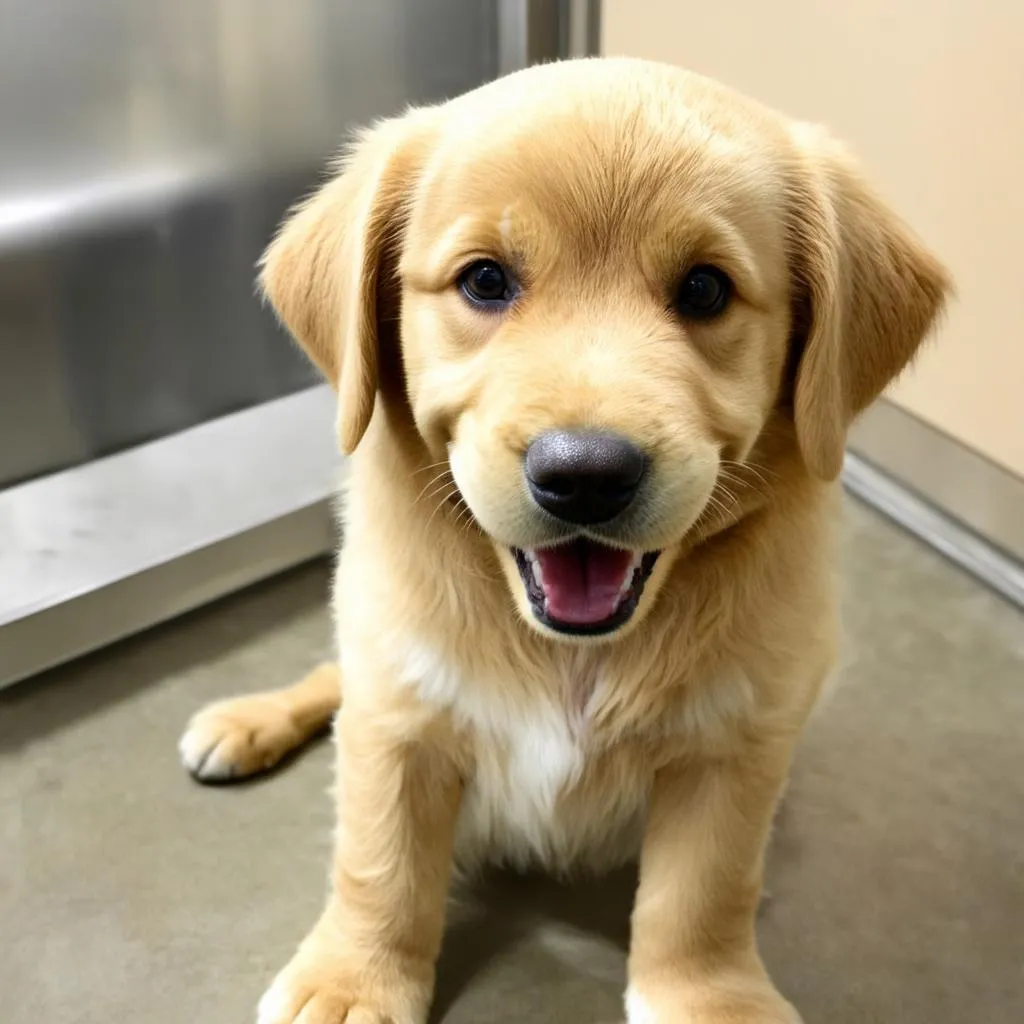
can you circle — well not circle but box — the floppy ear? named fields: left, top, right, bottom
left=259, top=113, right=431, bottom=454
left=787, top=127, right=952, bottom=480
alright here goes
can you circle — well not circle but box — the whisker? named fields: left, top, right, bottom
left=420, top=478, right=458, bottom=507
left=425, top=486, right=459, bottom=531
left=413, top=470, right=454, bottom=505
left=438, top=500, right=507, bottom=585
left=704, top=493, right=734, bottom=522
left=717, top=467, right=767, bottom=503
left=453, top=502, right=473, bottom=532
left=691, top=519, right=710, bottom=546
left=721, top=458, right=778, bottom=487
left=454, top=504, right=486, bottom=544
left=715, top=484, right=740, bottom=509
left=410, top=460, right=452, bottom=478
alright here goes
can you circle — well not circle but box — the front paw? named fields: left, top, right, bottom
left=626, top=974, right=801, bottom=1023
left=258, top=922, right=431, bottom=1024
left=180, top=695, right=304, bottom=782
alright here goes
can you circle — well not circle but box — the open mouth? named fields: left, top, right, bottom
left=512, top=540, right=660, bottom=636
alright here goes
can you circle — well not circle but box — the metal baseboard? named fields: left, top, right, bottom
left=845, top=400, right=1024, bottom=610
left=0, top=387, right=340, bottom=689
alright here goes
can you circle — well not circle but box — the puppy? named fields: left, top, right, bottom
left=180, top=57, right=949, bottom=1023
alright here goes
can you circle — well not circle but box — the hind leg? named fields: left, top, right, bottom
left=179, top=661, right=340, bottom=783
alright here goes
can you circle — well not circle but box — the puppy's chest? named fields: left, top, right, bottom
left=455, top=686, right=648, bottom=873
left=400, top=643, right=702, bottom=872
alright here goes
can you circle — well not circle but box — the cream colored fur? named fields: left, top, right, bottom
left=179, top=58, right=949, bottom=1024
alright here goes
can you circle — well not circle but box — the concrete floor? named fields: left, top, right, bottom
left=2, top=499, right=1023, bottom=1024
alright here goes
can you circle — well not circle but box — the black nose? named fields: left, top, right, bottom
left=525, top=431, right=647, bottom=525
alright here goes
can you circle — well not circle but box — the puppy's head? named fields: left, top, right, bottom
left=261, top=59, right=950, bottom=641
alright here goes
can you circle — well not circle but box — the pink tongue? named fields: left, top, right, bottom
left=535, top=541, right=634, bottom=625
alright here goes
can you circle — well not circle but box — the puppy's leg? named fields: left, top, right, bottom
left=258, top=699, right=462, bottom=1024
left=626, top=741, right=801, bottom=1024
left=180, top=662, right=340, bottom=782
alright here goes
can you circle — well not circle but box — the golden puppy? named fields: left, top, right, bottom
left=180, top=58, right=949, bottom=1023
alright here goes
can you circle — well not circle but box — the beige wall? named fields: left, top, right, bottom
left=604, top=0, right=1024, bottom=477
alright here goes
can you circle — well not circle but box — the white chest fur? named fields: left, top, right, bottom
left=457, top=698, right=593, bottom=872
left=397, top=639, right=756, bottom=874
left=398, top=641, right=649, bottom=873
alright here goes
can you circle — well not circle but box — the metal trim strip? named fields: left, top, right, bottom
left=0, top=387, right=339, bottom=688
left=845, top=400, right=1024, bottom=609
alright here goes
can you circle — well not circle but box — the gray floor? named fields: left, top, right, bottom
left=2, top=499, right=1023, bottom=1024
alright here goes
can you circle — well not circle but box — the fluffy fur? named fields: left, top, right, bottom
left=179, top=58, right=950, bottom=1023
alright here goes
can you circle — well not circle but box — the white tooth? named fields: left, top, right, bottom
left=617, top=576, right=633, bottom=599
left=528, top=551, right=543, bottom=588
left=617, top=552, right=643, bottom=600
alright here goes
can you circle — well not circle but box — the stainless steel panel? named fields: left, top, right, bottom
left=843, top=452, right=1024, bottom=611
left=498, top=0, right=599, bottom=73
left=0, top=1, right=590, bottom=684
left=0, top=0, right=501, bottom=486
left=849, top=398, right=1024, bottom=564
left=0, top=387, right=339, bottom=688
left=847, top=398, right=1024, bottom=603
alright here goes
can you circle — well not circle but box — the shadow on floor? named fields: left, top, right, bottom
left=432, top=867, right=637, bottom=1022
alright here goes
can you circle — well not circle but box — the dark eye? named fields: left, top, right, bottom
left=674, top=264, right=732, bottom=320
left=459, top=259, right=515, bottom=307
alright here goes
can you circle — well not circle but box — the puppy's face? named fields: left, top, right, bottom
left=262, top=60, right=949, bottom=642
left=400, top=94, right=792, bottom=638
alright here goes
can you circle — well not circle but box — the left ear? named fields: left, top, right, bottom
left=258, top=110, right=435, bottom=454
left=786, top=126, right=953, bottom=480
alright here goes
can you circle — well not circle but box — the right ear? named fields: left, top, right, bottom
left=259, top=111, right=433, bottom=454
left=785, top=126, right=952, bottom=480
